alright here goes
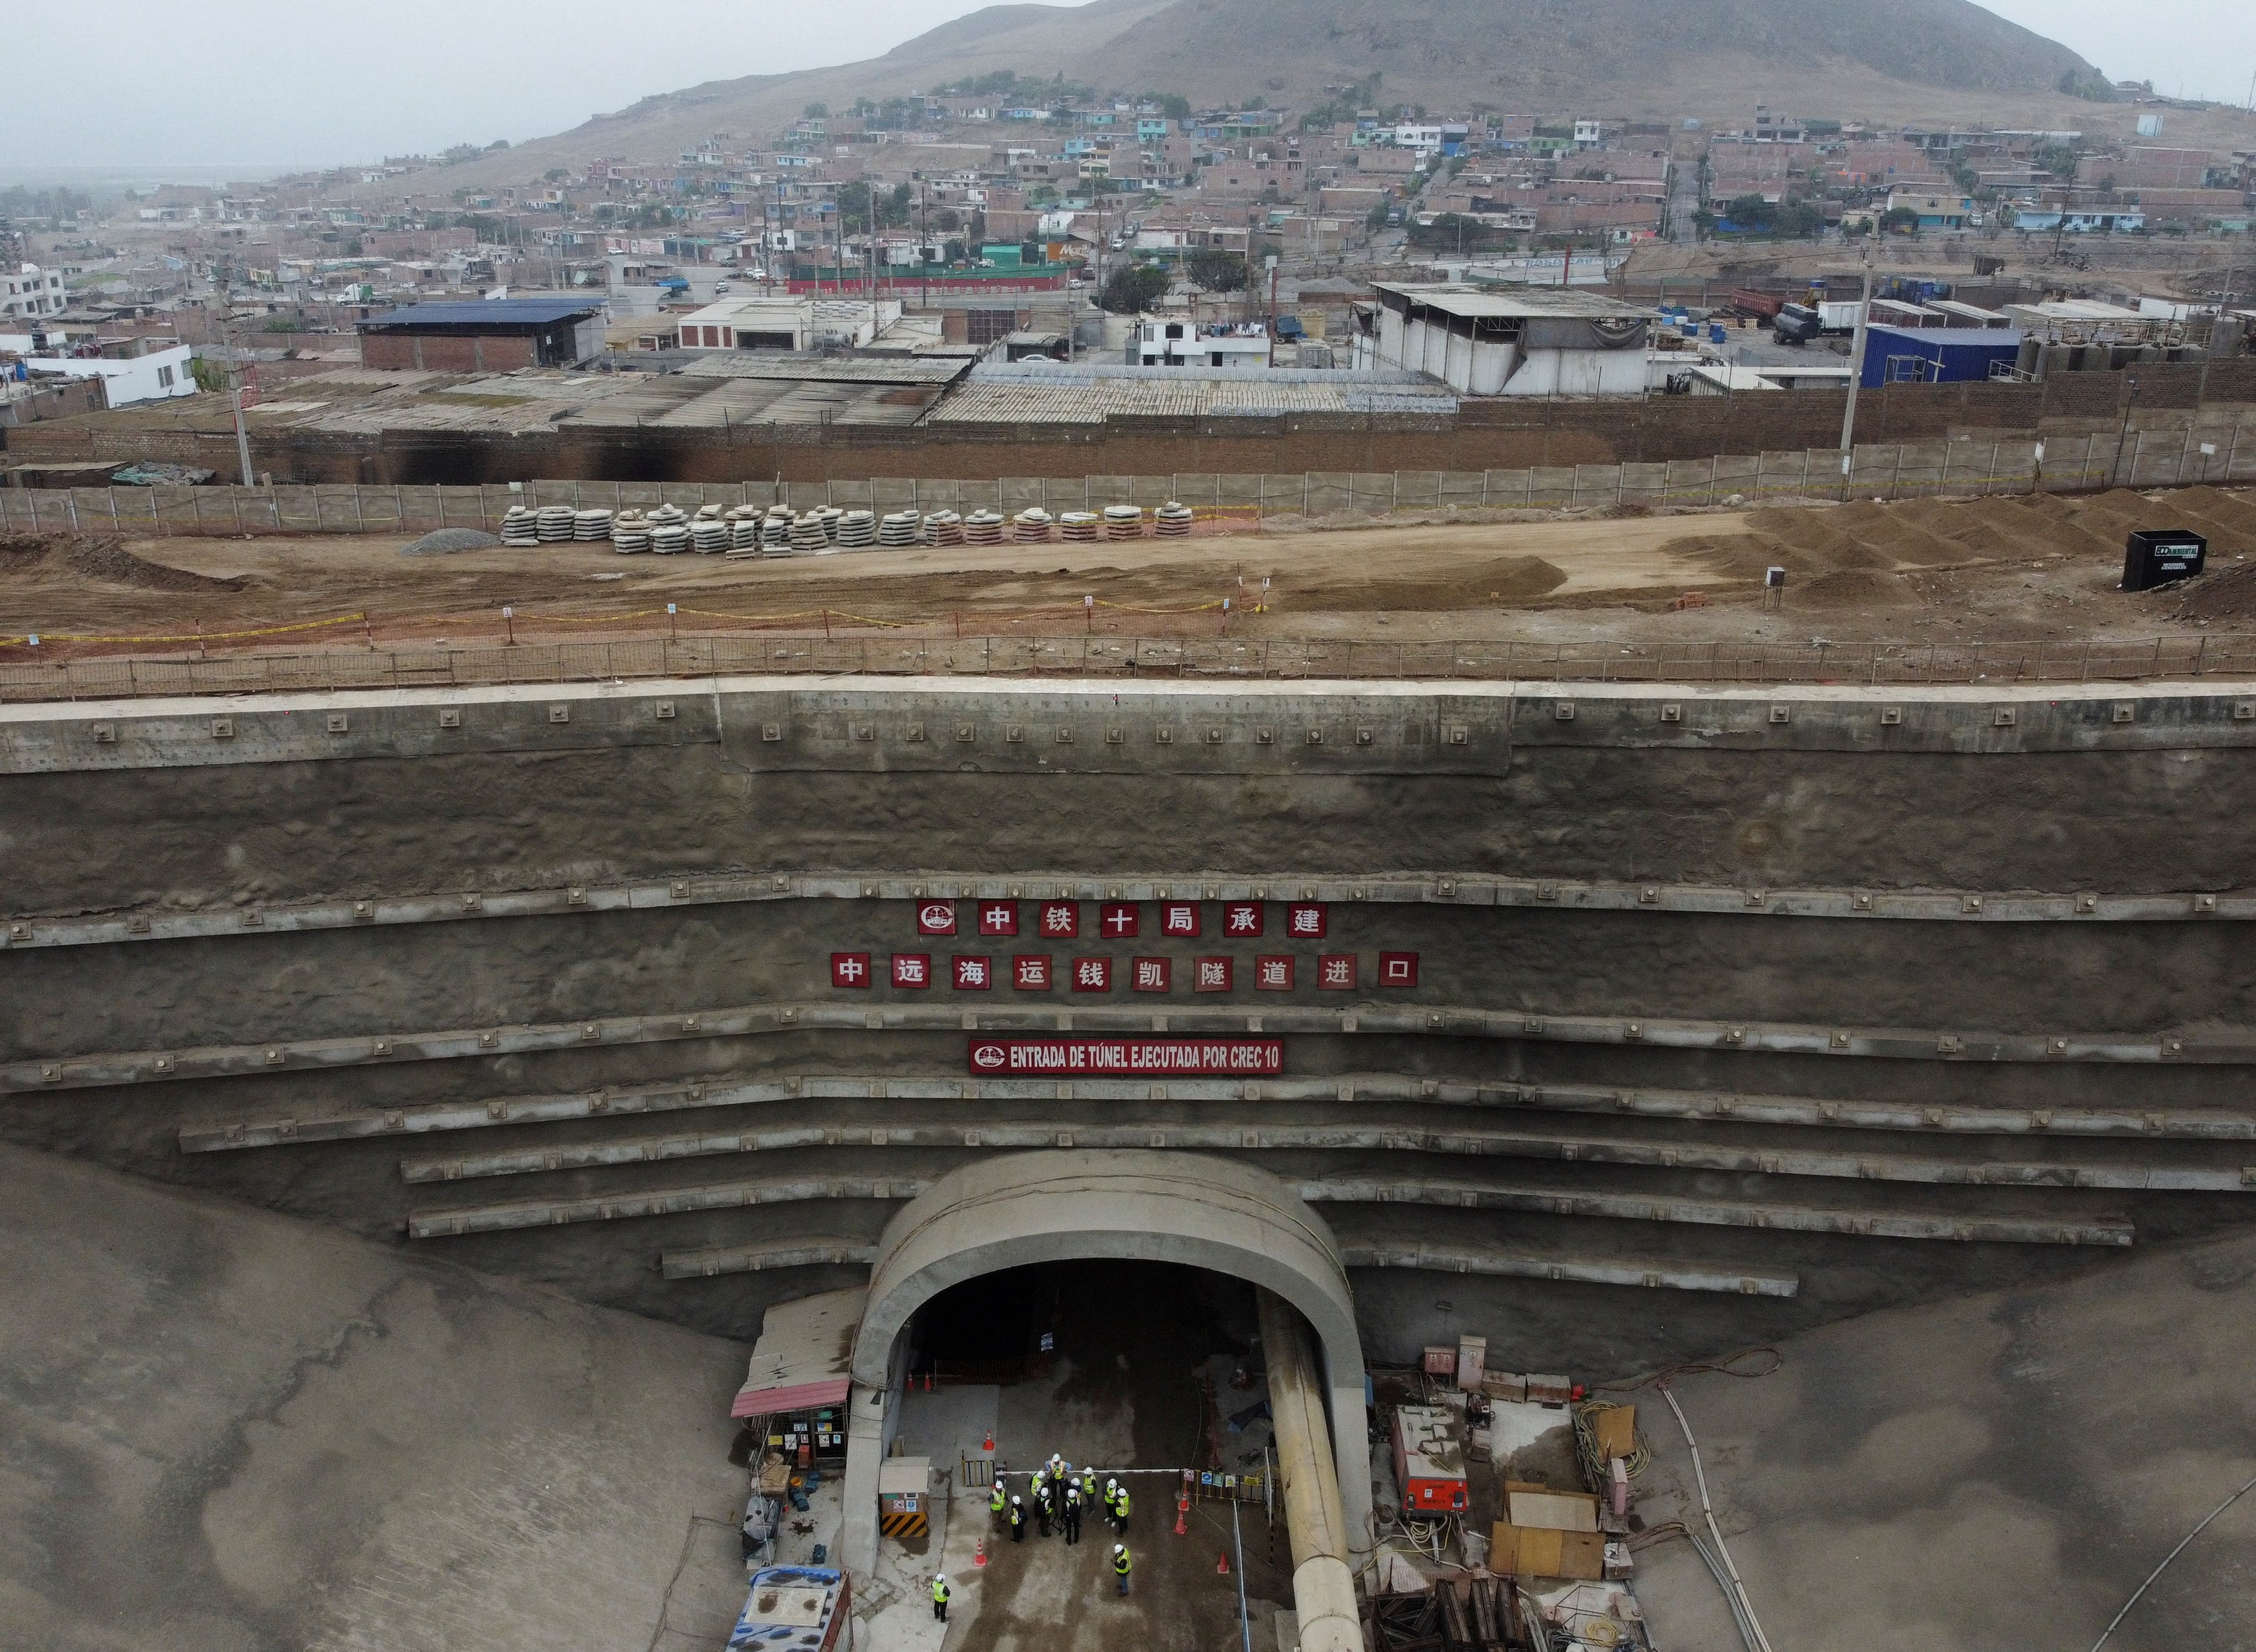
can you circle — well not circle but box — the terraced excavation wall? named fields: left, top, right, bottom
left=4, top=676, right=2255, bottom=1375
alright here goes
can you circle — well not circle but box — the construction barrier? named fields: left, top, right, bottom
left=4, top=415, right=2252, bottom=542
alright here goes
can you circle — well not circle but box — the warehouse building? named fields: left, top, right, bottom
left=1358, top=283, right=1652, bottom=395
left=355, top=298, right=606, bottom=371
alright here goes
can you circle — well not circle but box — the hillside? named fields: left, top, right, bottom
left=410, top=0, right=2116, bottom=193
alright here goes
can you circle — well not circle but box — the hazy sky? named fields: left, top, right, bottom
left=7, top=0, right=2254, bottom=175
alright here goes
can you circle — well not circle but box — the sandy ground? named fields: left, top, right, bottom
left=0, top=1142, right=754, bottom=1652
left=5, top=484, right=2253, bottom=655
left=1625, top=1224, right=2256, bottom=1652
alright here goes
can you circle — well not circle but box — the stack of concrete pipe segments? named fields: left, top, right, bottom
left=835, top=509, right=877, bottom=548
left=690, top=507, right=730, bottom=554
left=962, top=509, right=1005, bottom=546
left=761, top=508, right=793, bottom=553
left=1154, top=501, right=1194, bottom=538
left=1059, top=511, right=1100, bottom=542
left=609, top=512, right=653, bottom=553
left=878, top=511, right=921, bottom=547
left=789, top=513, right=830, bottom=553
left=726, top=508, right=763, bottom=555
left=1011, top=508, right=1054, bottom=543
left=925, top=511, right=966, bottom=546
left=572, top=508, right=614, bottom=541
left=535, top=504, right=577, bottom=543
left=500, top=505, right=539, bottom=547
left=1102, top=504, right=1146, bottom=539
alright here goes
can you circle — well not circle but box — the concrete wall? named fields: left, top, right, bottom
left=4, top=676, right=2255, bottom=1386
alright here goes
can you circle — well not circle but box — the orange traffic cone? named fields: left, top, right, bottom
left=983, top=1431, right=995, bottom=1453
left=1174, top=1503, right=1188, bottom=1536
left=1216, top=1551, right=1231, bottom=1575
left=973, top=1538, right=987, bottom=1570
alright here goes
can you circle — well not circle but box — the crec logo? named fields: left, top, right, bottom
left=970, top=1043, right=1007, bottom=1070
left=919, top=902, right=954, bottom=929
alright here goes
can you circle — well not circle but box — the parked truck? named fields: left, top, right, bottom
left=1730, top=287, right=1786, bottom=320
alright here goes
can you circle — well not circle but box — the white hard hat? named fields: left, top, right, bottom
left=1106, top=1477, right=1118, bottom=1489
left=935, top=1573, right=947, bottom=1583
left=1113, top=1543, right=1125, bottom=1554
left=1012, top=1494, right=1023, bottom=1505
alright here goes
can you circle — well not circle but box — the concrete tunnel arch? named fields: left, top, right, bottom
left=839, top=1150, right=1374, bottom=1578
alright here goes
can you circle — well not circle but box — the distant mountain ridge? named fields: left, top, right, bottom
left=422, top=0, right=2101, bottom=189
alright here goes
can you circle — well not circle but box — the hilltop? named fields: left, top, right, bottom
left=413, top=0, right=2114, bottom=190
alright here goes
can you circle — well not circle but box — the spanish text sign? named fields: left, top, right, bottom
left=966, top=1037, right=1284, bottom=1076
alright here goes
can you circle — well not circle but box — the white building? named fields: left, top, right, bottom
left=674, top=296, right=903, bottom=351
left=1361, top=283, right=1651, bottom=396
left=1, top=335, right=198, bottom=407
left=1131, top=319, right=1272, bottom=367
left=2, top=263, right=67, bottom=320
left=1394, top=124, right=1446, bottom=156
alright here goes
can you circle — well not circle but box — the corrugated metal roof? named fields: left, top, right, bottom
left=1374, top=282, right=1650, bottom=320
left=679, top=352, right=971, bottom=385
left=357, top=299, right=601, bottom=330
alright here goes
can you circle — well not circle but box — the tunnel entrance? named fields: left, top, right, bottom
left=897, top=1257, right=1291, bottom=1650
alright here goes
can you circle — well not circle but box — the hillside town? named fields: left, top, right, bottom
left=6, top=82, right=2254, bottom=451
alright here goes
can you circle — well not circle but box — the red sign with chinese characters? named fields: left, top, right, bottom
left=1131, top=956, right=1171, bottom=993
left=1317, top=954, right=1357, bottom=991
left=967, top=1037, right=1284, bottom=1075
left=1070, top=956, right=1113, bottom=993
left=832, top=952, right=872, bottom=988
left=1160, top=902, right=1201, bottom=937
left=1222, top=902, right=1264, bottom=938
left=916, top=901, right=957, bottom=936
left=1038, top=900, right=1080, bottom=939
left=1193, top=956, right=1233, bottom=993
left=1378, top=951, right=1421, bottom=988
left=1286, top=903, right=1327, bottom=940
left=1013, top=955, right=1053, bottom=991
left=1097, top=902, right=1140, bottom=939
left=953, top=955, right=992, bottom=990
left=1254, top=955, right=1294, bottom=991
left=892, top=953, right=932, bottom=988
left=977, top=900, right=1018, bottom=937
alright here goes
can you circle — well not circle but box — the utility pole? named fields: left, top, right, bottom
left=1837, top=255, right=1873, bottom=486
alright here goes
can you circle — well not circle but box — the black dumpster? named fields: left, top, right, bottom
left=2122, top=529, right=2207, bottom=592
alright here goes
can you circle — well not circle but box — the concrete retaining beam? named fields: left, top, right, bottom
left=12, top=865, right=2252, bottom=942
left=1336, top=1244, right=1800, bottom=1297
left=1292, top=1178, right=2131, bottom=1246
left=23, top=998, right=2256, bottom=1095
left=653, top=1238, right=1800, bottom=1297
left=6, top=676, right=2256, bottom=779
left=406, top=1166, right=2132, bottom=1246
left=660, top=1239, right=875, bottom=1279
left=180, top=1072, right=2256, bottom=1155
left=393, top=1117, right=2256, bottom=1193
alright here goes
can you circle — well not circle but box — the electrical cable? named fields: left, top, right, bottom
left=1660, top=1380, right=1775, bottom=1652
left=2086, top=1468, right=2256, bottom=1651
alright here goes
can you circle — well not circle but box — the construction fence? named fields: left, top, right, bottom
left=7, top=632, right=2254, bottom=704
left=4, top=420, right=2253, bottom=541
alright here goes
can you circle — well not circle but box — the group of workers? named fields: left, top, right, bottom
left=943, top=1452, right=1135, bottom=1607
left=932, top=1454, right=1145, bottom=1625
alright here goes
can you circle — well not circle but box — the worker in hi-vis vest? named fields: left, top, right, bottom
left=1008, top=1495, right=1027, bottom=1542
left=1112, top=1543, right=1133, bottom=1596
left=988, top=1480, right=1006, bottom=1520
left=931, top=1574, right=950, bottom=1623
left=1110, top=1483, right=1131, bottom=1533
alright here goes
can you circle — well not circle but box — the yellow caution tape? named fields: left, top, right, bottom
left=2, top=613, right=369, bottom=647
